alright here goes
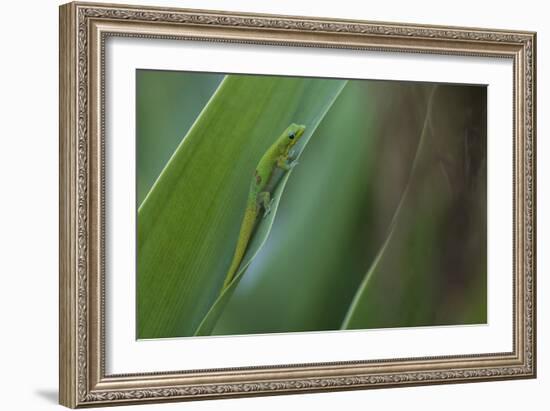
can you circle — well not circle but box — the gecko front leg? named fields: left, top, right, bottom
left=260, top=154, right=300, bottom=218
left=277, top=155, right=299, bottom=171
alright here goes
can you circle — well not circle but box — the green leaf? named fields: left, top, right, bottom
left=137, top=74, right=347, bottom=338
left=340, top=86, right=438, bottom=329
left=341, top=84, right=487, bottom=329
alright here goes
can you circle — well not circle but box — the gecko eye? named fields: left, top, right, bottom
left=288, top=133, right=295, bottom=140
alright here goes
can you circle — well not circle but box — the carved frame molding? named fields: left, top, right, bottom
left=59, top=2, right=536, bottom=407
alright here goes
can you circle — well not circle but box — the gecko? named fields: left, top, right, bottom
left=221, top=123, right=306, bottom=290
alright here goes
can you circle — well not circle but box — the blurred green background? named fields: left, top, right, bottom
left=136, top=69, right=487, bottom=338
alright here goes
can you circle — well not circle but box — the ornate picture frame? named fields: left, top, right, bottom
left=59, top=1, right=536, bottom=408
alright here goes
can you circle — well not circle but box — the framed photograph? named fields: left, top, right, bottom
left=59, top=1, right=537, bottom=408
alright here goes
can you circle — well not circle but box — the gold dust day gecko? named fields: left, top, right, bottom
left=221, top=123, right=306, bottom=290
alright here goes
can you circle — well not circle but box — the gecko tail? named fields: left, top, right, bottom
left=222, top=203, right=258, bottom=290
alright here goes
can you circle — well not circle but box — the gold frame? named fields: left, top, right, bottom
left=59, top=1, right=537, bottom=408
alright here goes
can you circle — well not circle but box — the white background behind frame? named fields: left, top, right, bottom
left=105, top=36, right=513, bottom=374
left=1, top=0, right=547, bottom=410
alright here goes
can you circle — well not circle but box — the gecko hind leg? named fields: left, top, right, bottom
left=258, top=191, right=274, bottom=218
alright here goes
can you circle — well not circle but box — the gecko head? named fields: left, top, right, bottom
left=284, top=123, right=306, bottom=148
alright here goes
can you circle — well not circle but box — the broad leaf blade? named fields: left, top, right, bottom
left=137, top=74, right=347, bottom=338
